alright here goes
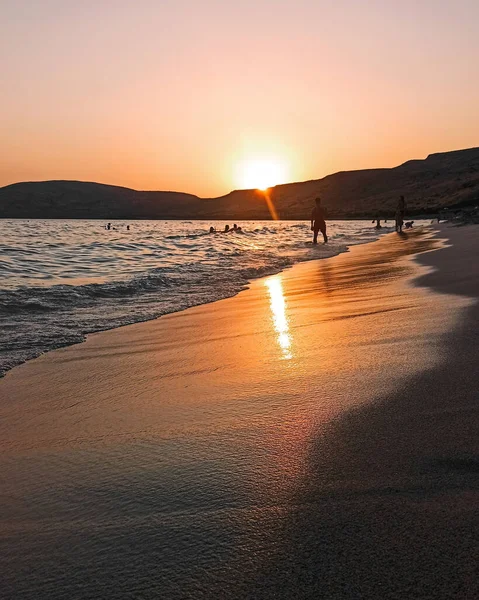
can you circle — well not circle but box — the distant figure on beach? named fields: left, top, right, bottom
left=395, top=196, right=406, bottom=232
left=223, top=225, right=230, bottom=233
left=126, top=225, right=130, bottom=231
left=311, top=197, right=328, bottom=244
left=372, top=218, right=382, bottom=229
left=106, top=222, right=111, bottom=230
left=209, top=226, right=216, bottom=234
left=405, top=220, right=414, bottom=229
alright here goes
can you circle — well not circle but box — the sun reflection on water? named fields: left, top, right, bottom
left=265, top=276, right=293, bottom=360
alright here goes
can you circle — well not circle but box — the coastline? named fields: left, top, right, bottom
left=1, top=225, right=478, bottom=599
left=0, top=219, right=387, bottom=378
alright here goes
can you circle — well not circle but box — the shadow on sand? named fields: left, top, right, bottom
left=248, top=302, right=479, bottom=598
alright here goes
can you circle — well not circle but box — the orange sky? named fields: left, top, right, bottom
left=1, top=0, right=478, bottom=197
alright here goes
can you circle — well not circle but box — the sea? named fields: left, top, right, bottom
left=0, top=218, right=406, bottom=376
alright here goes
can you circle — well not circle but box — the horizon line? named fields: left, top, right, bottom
left=1, top=145, right=477, bottom=199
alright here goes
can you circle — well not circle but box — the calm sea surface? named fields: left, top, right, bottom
left=0, top=219, right=403, bottom=375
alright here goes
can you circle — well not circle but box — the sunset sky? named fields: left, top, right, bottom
left=1, top=0, right=478, bottom=197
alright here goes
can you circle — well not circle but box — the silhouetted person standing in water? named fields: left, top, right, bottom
left=395, top=195, right=406, bottom=232
left=311, top=197, right=328, bottom=244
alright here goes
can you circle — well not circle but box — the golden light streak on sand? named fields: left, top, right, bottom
left=265, top=276, right=292, bottom=360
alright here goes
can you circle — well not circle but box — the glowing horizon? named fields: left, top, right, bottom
left=1, top=1, right=478, bottom=197
left=235, top=157, right=290, bottom=191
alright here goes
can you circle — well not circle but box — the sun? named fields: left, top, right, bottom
left=236, top=158, right=289, bottom=191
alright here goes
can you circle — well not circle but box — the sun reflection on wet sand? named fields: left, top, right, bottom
left=265, top=276, right=293, bottom=359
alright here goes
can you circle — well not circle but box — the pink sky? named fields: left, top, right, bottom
left=1, top=0, right=478, bottom=197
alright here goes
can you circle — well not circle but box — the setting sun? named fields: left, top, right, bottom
left=236, top=158, right=289, bottom=191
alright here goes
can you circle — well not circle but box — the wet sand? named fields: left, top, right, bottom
left=1, top=226, right=478, bottom=599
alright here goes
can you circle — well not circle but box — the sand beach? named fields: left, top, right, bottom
left=1, top=225, right=478, bottom=599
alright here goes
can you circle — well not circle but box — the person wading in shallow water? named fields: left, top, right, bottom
left=311, top=197, right=328, bottom=244
left=395, top=195, right=406, bottom=232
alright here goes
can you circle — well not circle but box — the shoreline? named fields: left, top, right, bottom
left=1, top=225, right=478, bottom=599
left=0, top=227, right=470, bottom=451
left=0, top=220, right=392, bottom=378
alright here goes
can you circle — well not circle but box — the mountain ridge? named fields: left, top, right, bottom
left=1, top=146, right=478, bottom=219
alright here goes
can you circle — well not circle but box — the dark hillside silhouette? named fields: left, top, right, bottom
left=1, top=147, right=478, bottom=219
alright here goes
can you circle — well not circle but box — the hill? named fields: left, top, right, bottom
left=0, top=181, right=201, bottom=219
left=1, top=147, right=478, bottom=219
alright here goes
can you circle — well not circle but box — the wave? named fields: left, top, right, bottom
left=0, top=219, right=393, bottom=377
left=0, top=250, right=346, bottom=376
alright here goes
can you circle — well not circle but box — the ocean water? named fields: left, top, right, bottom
left=0, top=219, right=397, bottom=376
